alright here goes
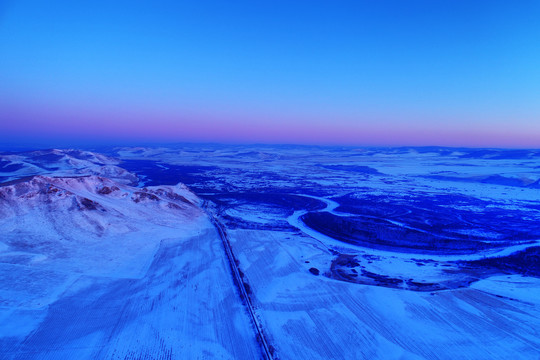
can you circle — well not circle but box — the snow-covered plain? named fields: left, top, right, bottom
left=228, top=229, right=540, bottom=359
left=1, top=145, right=540, bottom=359
left=114, top=144, right=540, bottom=359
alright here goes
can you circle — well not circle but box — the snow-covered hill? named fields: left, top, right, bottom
left=0, top=174, right=260, bottom=358
left=0, top=149, right=138, bottom=185
left=0, top=174, right=202, bottom=292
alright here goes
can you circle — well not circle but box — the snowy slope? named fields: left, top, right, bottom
left=0, top=175, right=199, bottom=278
left=0, top=175, right=260, bottom=359
left=0, top=149, right=138, bottom=185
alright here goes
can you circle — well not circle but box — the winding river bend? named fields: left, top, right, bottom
left=288, top=194, right=540, bottom=262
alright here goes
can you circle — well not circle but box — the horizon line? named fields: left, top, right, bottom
left=1, top=139, right=539, bottom=152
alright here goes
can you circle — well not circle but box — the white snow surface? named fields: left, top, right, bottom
left=0, top=149, right=138, bottom=185
left=0, top=175, right=260, bottom=359
left=113, top=144, right=540, bottom=360
left=3, top=145, right=540, bottom=360
left=229, top=229, right=540, bottom=360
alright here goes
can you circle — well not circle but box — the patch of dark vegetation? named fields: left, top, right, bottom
left=7, top=238, right=54, bottom=252
left=163, top=192, right=192, bottom=204
left=422, top=174, right=537, bottom=189
left=309, top=267, right=320, bottom=275
left=243, top=282, right=252, bottom=295
left=79, top=197, right=101, bottom=211
left=97, top=186, right=120, bottom=195
left=46, top=185, right=59, bottom=194
left=330, top=255, right=406, bottom=287
left=207, top=192, right=326, bottom=213
left=133, top=191, right=160, bottom=202
left=328, top=248, right=340, bottom=255
left=0, top=160, right=24, bottom=172
left=412, top=258, right=436, bottom=267
left=120, top=159, right=217, bottom=186
left=203, top=192, right=327, bottom=230
left=219, top=214, right=294, bottom=231
left=29, top=153, right=64, bottom=163
left=334, top=254, right=360, bottom=267
left=330, top=193, right=540, bottom=242
left=64, top=150, right=102, bottom=162
left=461, top=247, right=540, bottom=277
left=362, top=270, right=402, bottom=285
left=302, top=211, right=509, bottom=253
left=167, top=202, right=182, bottom=210
left=527, top=179, right=540, bottom=189
left=524, top=203, right=540, bottom=211
left=405, top=280, right=443, bottom=291
left=335, top=268, right=357, bottom=280
left=0, top=176, right=36, bottom=187
left=268, top=345, right=276, bottom=357
left=328, top=254, right=477, bottom=291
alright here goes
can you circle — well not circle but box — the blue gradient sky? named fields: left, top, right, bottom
left=1, top=0, right=539, bottom=147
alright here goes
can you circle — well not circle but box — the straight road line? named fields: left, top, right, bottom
left=203, top=201, right=274, bottom=360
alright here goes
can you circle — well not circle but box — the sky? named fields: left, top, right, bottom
left=1, top=0, right=539, bottom=148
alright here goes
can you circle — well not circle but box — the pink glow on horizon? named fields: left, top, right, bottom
left=2, top=99, right=539, bottom=148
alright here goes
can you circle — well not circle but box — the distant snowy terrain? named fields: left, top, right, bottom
left=1, top=145, right=539, bottom=359
left=0, top=149, right=138, bottom=185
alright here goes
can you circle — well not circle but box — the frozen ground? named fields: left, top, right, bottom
left=228, top=229, right=540, bottom=359
left=0, top=172, right=260, bottom=359
left=113, top=144, right=540, bottom=359
left=1, top=145, right=540, bottom=359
